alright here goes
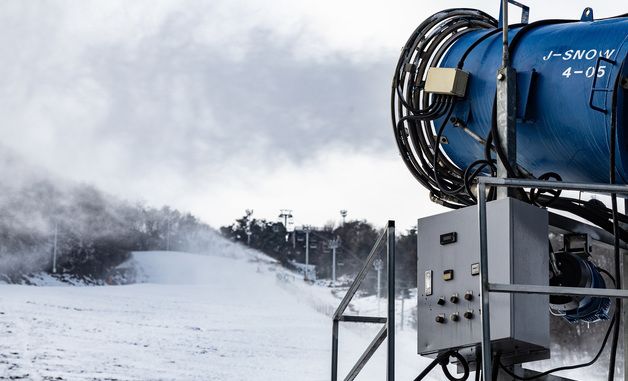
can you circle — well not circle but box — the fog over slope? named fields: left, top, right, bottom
left=0, top=147, right=229, bottom=282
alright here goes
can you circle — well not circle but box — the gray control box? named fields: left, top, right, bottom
left=417, top=198, right=549, bottom=365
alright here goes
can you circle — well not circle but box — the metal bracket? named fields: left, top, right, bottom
left=516, top=70, right=537, bottom=122
left=498, top=0, right=530, bottom=27
left=589, top=56, right=616, bottom=114
left=581, top=7, right=594, bottom=22
left=563, top=233, right=592, bottom=256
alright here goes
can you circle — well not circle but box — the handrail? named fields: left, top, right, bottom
left=331, top=221, right=395, bottom=381
left=332, top=227, right=388, bottom=320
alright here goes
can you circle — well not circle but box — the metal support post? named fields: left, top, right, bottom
left=279, top=209, right=293, bottom=242
left=624, top=199, right=628, bottom=381
left=387, top=220, right=395, bottom=381
left=400, top=297, right=404, bottom=331
left=331, top=319, right=339, bottom=381
left=478, top=182, right=493, bottom=380
left=332, top=243, right=336, bottom=285
left=52, top=222, right=58, bottom=274
left=329, top=237, right=340, bottom=285
left=340, top=209, right=348, bottom=225
left=166, top=217, right=171, bottom=251
left=496, top=0, right=517, bottom=199
left=304, top=226, right=310, bottom=281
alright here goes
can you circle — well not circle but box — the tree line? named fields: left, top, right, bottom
left=220, top=212, right=418, bottom=295
left=0, top=178, right=215, bottom=283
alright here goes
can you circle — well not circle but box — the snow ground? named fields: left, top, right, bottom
left=0, top=246, right=613, bottom=380
left=0, top=249, right=436, bottom=381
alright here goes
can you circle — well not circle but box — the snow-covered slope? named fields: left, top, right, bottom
left=0, top=245, right=603, bottom=380
left=0, top=247, right=435, bottom=381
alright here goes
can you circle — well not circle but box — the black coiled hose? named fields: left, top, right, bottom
left=391, top=8, right=498, bottom=208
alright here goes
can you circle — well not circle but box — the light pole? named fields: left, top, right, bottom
left=244, top=209, right=254, bottom=245
left=329, top=237, right=340, bottom=285
left=52, top=222, right=58, bottom=274
left=304, top=226, right=310, bottom=281
left=278, top=209, right=293, bottom=242
left=166, top=217, right=171, bottom=251
left=374, top=258, right=384, bottom=315
left=245, top=227, right=252, bottom=246
left=339, top=210, right=347, bottom=225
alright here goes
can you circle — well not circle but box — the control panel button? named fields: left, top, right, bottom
left=450, top=313, right=460, bottom=322
left=435, top=314, right=446, bottom=324
left=437, top=297, right=446, bottom=306
left=464, top=291, right=474, bottom=301
left=464, top=310, right=474, bottom=320
left=450, top=294, right=459, bottom=304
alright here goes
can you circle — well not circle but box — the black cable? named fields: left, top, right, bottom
left=498, top=315, right=616, bottom=380
left=529, top=172, right=563, bottom=207
left=391, top=8, right=498, bottom=209
left=443, top=352, right=470, bottom=381
left=414, top=350, right=470, bottom=381
left=597, top=267, right=617, bottom=287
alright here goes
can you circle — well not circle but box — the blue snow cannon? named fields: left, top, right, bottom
left=392, top=7, right=628, bottom=208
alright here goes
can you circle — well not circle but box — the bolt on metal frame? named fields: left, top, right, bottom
left=477, top=177, right=628, bottom=380
left=331, top=221, right=395, bottom=381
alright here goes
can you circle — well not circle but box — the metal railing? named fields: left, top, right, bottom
left=331, top=220, right=395, bottom=381
left=476, top=177, right=628, bottom=380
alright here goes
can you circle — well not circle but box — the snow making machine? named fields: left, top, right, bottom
left=391, top=2, right=628, bottom=380
left=331, top=2, right=628, bottom=381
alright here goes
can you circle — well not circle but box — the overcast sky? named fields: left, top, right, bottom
left=0, top=0, right=624, bottom=230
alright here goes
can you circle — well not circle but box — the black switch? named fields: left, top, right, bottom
left=450, top=294, right=459, bottom=304
left=437, top=297, right=446, bottom=306
left=464, top=291, right=474, bottom=301
left=435, top=314, right=446, bottom=323
left=464, top=310, right=474, bottom=320
left=440, top=232, right=457, bottom=245
left=450, top=313, right=460, bottom=322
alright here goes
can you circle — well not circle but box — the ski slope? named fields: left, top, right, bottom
left=0, top=248, right=438, bottom=381
left=0, top=246, right=605, bottom=380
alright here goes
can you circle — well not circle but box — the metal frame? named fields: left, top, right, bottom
left=477, top=177, right=628, bottom=380
left=498, top=0, right=530, bottom=26
left=331, top=221, right=395, bottom=381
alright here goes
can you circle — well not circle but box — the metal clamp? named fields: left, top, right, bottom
left=589, top=56, right=616, bottom=114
